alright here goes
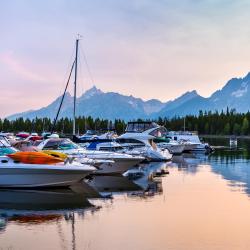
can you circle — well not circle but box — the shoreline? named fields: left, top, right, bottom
left=200, top=134, right=250, bottom=139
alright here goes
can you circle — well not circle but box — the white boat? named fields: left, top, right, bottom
left=0, top=156, right=96, bottom=188
left=0, top=137, right=96, bottom=188
left=117, top=122, right=172, bottom=161
left=229, top=136, right=237, bottom=148
left=167, top=131, right=213, bottom=153
left=37, top=138, right=144, bottom=175
left=156, top=139, right=185, bottom=154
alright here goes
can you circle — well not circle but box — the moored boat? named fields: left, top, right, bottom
left=0, top=156, right=96, bottom=188
left=37, top=138, right=144, bottom=175
left=117, top=121, right=172, bottom=161
left=0, top=137, right=96, bottom=188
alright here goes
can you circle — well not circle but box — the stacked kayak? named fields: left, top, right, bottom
left=7, top=151, right=64, bottom=165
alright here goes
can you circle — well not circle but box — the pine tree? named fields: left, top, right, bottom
left=241, top=117, right=249, bottom=135
left=224, top=123, right=230, bottom=135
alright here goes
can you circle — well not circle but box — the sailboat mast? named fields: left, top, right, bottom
left=73, top=38, right=79, bottom=135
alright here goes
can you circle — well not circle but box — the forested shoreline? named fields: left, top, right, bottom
left=1, top=109, right=250, bottom=136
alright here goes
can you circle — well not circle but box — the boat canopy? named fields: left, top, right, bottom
left=39, top=138, right=80, bottom=151
left=125, top=122, right=159, bottom=133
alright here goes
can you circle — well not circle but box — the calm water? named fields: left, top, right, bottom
left=2, top=139, right=250, bottom=249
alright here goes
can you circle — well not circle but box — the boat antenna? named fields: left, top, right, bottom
left=51, top=59, right=75, bottom=134
left=73, top=36, right=80, bottom=135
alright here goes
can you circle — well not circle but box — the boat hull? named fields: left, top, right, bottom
left=48, top=149, right=144, bottom=175
left=158, top=143, right=185, bottom=155
left=146, top=148, right=172, bottom=162
left=183, top=144, right=198, bottom=152
left=0, top=165, right=95, bottom=188
left=93, top=158, right=143, bottom=175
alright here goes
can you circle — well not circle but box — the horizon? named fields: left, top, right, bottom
left=5, top=70, right=250, bottom=119
left=2, top=0, right=250, bottom=117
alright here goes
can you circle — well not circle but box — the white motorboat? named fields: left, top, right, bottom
left=167, top=131, right=213, bottom=153
left=37, top=138, right=144, bottom=175
left=0, top=137, right=96, bottom=188
left=155, top=138, right=185, bottom=154
left=179, top=140, right=199, bottom=152
left=117, top=122, right=172, bottom=161
left=0, top=156, right=96, bottom=188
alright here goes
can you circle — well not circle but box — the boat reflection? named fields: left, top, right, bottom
left=87, top=175, right=143, bottom=192
left=168, top=153, right=205, bottom=174
left=0, top=188, right=99, bottom=232
left=124, top=162, right=169, bottom=198
left=88, top=162, right=167, bottom=197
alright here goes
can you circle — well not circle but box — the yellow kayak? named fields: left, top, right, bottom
left=42, top=150, right=68, bottom=160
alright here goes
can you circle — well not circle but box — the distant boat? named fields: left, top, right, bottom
left=229, top=136, right=238, bottom=148
left=167, top=131, right=214, bottom=153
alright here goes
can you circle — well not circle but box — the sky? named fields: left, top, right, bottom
left=1, top=0, right=250, bottom=117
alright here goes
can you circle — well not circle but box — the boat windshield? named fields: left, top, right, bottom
left=58, top=140, right=79, bottom=150
left=149, top=127, right=167, bottom=138
left=0, top=138, right=17, bottom=155
left=125, top=122, right=158, bottom=133
left=43, top=139, right=80, bottom=150
left=0, top=147, right=17, bottom=156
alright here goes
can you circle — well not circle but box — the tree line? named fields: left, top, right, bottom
left=1, top=108, right=250, bottom=136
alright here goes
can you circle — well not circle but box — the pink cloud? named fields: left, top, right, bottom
left=0, top=51, right=49, bottom=83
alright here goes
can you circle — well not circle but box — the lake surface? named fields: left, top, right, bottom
left=2, top=139, right=250, bottom=249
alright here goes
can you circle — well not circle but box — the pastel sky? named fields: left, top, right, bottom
left=1, top=0, right=250, bottom=117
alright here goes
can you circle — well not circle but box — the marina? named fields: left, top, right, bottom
left=1, top=139, right=250, bottom=249
left=2, top=1, right=250, bottom=249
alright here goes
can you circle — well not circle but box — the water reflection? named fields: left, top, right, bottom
left=3, top=141, right=250, bottom=250
left=87, top=175, right=142, bottom=192
left=126, top=162, right=167, bottom=198
left=168, top=144, right=250, bottom=197
left=87, top=162, right=167, bottom=198
left=168, top=153, right=208, bottom=175
left=0, top=189, right=98, bottom=232
left=208, top=149, right=250, bottom=196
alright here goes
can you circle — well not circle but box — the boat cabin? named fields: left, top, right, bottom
left=125, top=122, right=158, bottom=133
left=167, top=131, right=202, bottom=144
left=38, top=138, right=80, bottom=151
left=125, top=121, right=167, bottom=136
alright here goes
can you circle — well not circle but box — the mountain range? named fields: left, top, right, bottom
left=7, top=72, right=250, bottom=121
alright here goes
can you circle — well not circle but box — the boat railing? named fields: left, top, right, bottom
left=0, top=136, right=12, bottom=148
left=168, top=131, right=199, bottom=136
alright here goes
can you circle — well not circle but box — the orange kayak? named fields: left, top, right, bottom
left=7, top=151, right=64, bottom=165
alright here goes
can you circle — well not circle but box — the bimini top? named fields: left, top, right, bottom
left=125, top=122, right=159, bottom=133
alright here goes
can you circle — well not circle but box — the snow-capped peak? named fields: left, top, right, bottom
left=231, top=81, right=249, bottom=98
left=81, top=86, right=103, bottom=99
